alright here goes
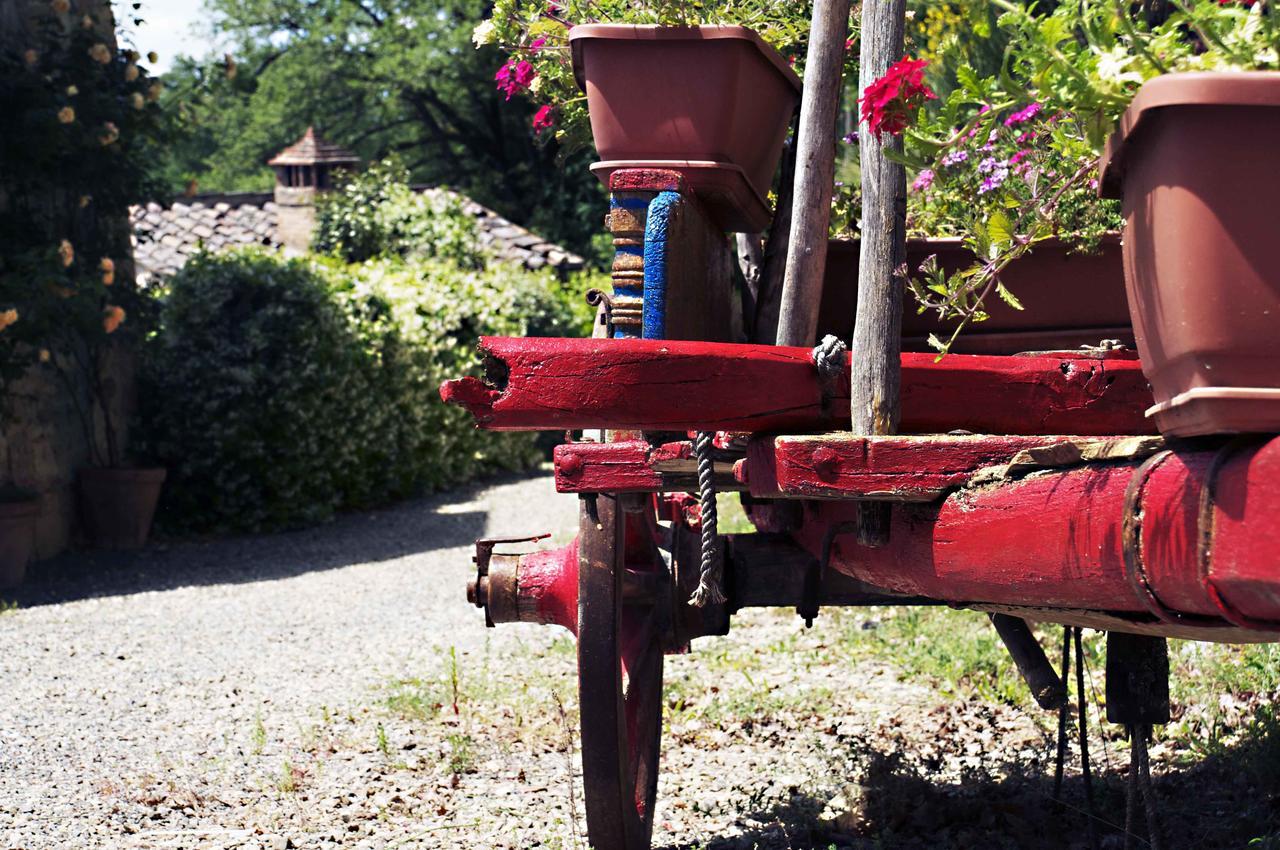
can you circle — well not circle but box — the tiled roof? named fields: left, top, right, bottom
left=130, top=196, right=280, bottom=285
left=130, top=188, right=585, bottom=286
left=267, top=127, right=360, bottom=167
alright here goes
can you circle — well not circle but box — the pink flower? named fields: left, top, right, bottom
left=530, top=37, right=547, bottom=50
left=860, top=57, right=936, bottom=137
left=1004, top=102, right=1042, bottom=127
left=911, top=169, right=935, bottom=192
left=495, top=58, right=536, bottom=100
left=532, top=104, right=555, bottom=133
left=1010, top=149, right=1033, bottom=167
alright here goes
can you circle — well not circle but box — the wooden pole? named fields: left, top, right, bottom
left=774, top=0, right=851, bottom=347
left=752, top=111, right=798, bottom=345
left=852, top=0, right=908, bottom=544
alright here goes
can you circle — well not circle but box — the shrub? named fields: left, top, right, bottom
left=312, top=159, right=485, bottom=267
left=140, top=249, right=592, bottom=534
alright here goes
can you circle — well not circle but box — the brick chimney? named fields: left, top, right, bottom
left=268, top=127, right=360, bottom=253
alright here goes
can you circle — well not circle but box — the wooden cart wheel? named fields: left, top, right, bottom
left=578, top=492, right=667, bottom=850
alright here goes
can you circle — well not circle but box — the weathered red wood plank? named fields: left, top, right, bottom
left=439, top=337, right=1154, bottom=435
left=784, top=436, right=1280, bottom=637
left=553, top=440, right=742, bottom=494
left=742, top=434, right=1161, bottom=501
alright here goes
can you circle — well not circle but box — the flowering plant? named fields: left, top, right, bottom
left=896, top=0, right=1280, bottom=354
left=0, top=4, right=169, bottom=465
left=475, top=0, right=814, bottom=149
left=860, top=57, right=935, bottom=136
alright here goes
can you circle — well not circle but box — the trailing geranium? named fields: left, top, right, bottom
left=475, top=0, right=814, bottom=149
left=860, top=56, right=935, bottom=136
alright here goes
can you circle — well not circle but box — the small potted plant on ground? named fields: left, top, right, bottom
left=477, top=0, right=811, bottom=231
left=893, top=0, right=1280, bottom=435
left=0, top=486, right=39, bottom=589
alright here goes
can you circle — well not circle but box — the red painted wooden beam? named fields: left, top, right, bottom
left=743, top=434, right=1162, bottom=501
left=788, top=436, right=1280, bottom=640
left=553, top=440, right=742, bottom=494
left=439, top=337, right=1154, bottom=435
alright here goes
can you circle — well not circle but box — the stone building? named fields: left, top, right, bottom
left=130, top=128, right=584, bottom=286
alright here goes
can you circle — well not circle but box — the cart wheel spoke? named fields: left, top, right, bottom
left=579, top=493, right=665, bottom=850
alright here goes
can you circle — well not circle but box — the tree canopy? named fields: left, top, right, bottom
left=159, top=0, right=606, bottom=260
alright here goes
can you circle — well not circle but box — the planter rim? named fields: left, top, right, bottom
left=1100, top=71, right=1280, bottom=198
left=568, top=24, right=801, bottom=94
left=829, top=232, right=1123, bottom=250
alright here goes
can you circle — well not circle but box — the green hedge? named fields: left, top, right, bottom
left=140, top=249, right=593, bottom=533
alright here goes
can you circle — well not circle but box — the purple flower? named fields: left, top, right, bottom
left=978, top=165, right=1009, bottom=194
left=978, top=156, right=1001, bottom=174
left=1004, top=102, right=1042, bottom=127
left=843, top=131, right=859, bottom=145
left=941, top=149, right=968, bottom=167
left=911, top=169, right=935, bottom=192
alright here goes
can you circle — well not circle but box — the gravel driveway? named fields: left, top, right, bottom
left=0, top=471, right=578, bottom=849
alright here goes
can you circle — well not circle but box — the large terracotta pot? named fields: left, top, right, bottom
left=818, top=236, right=1133, bottom=355
left=1100, top=72, right=1280, bottom=437
left=0, top=498, right=38, bottom=590
left=77, top=467, right=166, bottom=550
left=570, top=24, right=801, bottom=232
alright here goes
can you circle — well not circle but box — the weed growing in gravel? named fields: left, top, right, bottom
left=0, top=599, right=18, bottom=615
left=376, top=723, right=391, bottom=757
left=446, top=733, right=475, bottom=775
left=276, top=759, right=302, bottom=792
left=250, top=711, right=267, bottom=755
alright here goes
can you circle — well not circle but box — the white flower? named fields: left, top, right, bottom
left=472, top=19, right=496, bottom=48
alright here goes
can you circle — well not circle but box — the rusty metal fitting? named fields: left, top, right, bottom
left=468, top=534, right=548, bottom=628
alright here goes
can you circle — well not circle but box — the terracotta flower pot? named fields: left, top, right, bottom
left=818, top=236, right=1133, bottom=355
left=0, top=499, right=39, bottom=590
left=77, top=467, right=166, bottom=550
left=1100, top=72, right=1280, bottom=437
left=570, top=24, right=801, bottom=232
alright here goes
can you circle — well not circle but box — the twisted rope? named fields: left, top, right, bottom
left=812, top=334, right=848, bottom=379
left=689, top=430, right=726, bottom=608
left=812, top=335, right=849, bottom=416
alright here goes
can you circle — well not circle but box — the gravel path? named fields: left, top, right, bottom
left=0, top=471, right=578, bottom=849
left=0, top=472, right=1270, bottom=849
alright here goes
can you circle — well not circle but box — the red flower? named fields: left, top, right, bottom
left=859, top=57, right=936, bottom=137
left=532, top=104, right=555, bottom=133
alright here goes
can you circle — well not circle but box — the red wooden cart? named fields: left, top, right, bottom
left=439, top=163, right=1280, bottom=848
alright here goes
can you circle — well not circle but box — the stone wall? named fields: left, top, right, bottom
left=0, top=350, right=132, bottom=558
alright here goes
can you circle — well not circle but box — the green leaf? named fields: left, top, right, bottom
left=987, top=210, right=1014, bottom=246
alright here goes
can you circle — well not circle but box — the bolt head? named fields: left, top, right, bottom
left=812, top=446, right=839, bottom=479
left=559, top=451, right=583, bottom=476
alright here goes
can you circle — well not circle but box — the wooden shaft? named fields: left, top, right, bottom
left=852, top=1, right=908, bottom=545
left=775, top=0, right=851, bottom=347
left=851, top=0, right=907, bottom=436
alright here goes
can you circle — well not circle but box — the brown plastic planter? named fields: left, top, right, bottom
left=570, top=25, right=801, bottom=232
left=78, top=467, right=166, bottom=550
left=817, top=237, right=1133, bottom=355
left=1100, top=72, right=1280, bottom=437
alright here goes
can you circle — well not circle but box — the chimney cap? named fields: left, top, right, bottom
left=268, top=127, right=360, bottom=167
